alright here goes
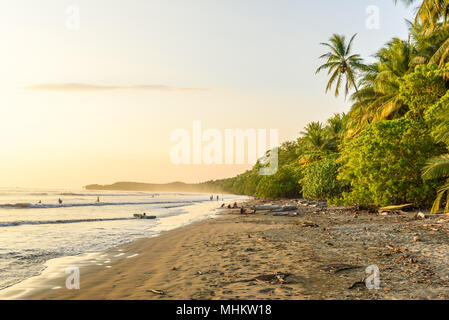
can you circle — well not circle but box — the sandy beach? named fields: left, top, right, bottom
left=3, top=199, right=449, bottom=300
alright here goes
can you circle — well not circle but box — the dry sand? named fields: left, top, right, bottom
left=4, top=200, right=449, bottom=300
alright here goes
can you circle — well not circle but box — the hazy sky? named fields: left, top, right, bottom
left=0, top=0, right=413, bottom=188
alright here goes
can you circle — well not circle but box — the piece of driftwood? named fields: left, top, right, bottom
left=133, top=214, right=157, bottom=219
left=348, top=281, right=366, bottom=290
left=251, top=205, right=283, bottom=211
left=227, top=273, right=298, bottom=285
left=320, top=264, right=362, bottom=274
left=379, top=204, right=413, bottom=211
left=146, top=289, right=165, bottom=295
left=250, top=204, right=298, bottom=215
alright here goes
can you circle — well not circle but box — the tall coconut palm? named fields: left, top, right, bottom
left=347, top=38, right=414, bottom=135
left=408, top=18, right=449, bottom=67
left=395, top=0, right=449, bottom=32
left=316, top=34, right=363, bottom=99
left=397, top=1, right=449, bottom=66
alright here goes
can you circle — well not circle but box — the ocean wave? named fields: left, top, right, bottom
left=0, top=217, right=152, bottom=227
left=0, top=200, right=199, bottom=210
left=0, top=191, right=158, bottom=197
left=0, top=203, right=33, bottom=208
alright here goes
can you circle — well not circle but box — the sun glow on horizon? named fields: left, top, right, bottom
left=0, top=0, right=412, bottom=188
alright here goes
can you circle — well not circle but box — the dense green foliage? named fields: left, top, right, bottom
left=338, top=119, right=442, bottom=206
left=400, top=64, right=448, bottom=118
left=301, top=155, right=343, bottom=201
left=203, top=1, right=449, bottom=212
left=256, top=164, right=302, bottom=199
left=422, top=90, right=449, bottom=212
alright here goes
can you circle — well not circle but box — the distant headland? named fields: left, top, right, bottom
left=84, top=181, right=225, bottom=193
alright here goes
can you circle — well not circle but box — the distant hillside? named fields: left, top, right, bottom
left=84, top=181, right=226, bottom=193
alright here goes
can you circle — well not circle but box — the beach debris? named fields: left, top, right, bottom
left=295, top=221, right=319, bottom=228
left=249, top=204, right=298, bottom=215
left=133, top=214, right=157, bottom=219
left=415, top=212, right=426, bottom=220
left=273, top=212, right=292, bottom=217
left=197, top=271, right=203, bottom=275
left=320, top=264, right=362, bottom=274
left=228, top=272, right=298, bottom=285
left=281, top=205, right=298, bottom=211
left=378, top=204, right=413, bottom=215
left=258, top=288, right=275, bottom=294
left=413, top=236, right=421, bottom=242
left=251, top=205, right=282, bottom=211
left=253, top=273, right=296, bottom=284
left=147, top=289, right=165, bottom=295
left=348, top=281, right=366, bottom=290
left=380, top=204, right=413, bottom=211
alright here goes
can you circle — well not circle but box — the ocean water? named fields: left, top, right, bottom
left=0, top=188, right=246, bottom=290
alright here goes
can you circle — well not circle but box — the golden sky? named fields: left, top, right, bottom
left=0, top=0, right=411, bottom=188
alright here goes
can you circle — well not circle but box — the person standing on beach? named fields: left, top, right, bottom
left=216, top=195, right=219, bottom=201
left=97, top=196, right=100, bottom=203
left=58, top=198, right=63, bottom=205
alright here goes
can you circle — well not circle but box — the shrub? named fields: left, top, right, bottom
left=301, top=155, right=344, bottom=201
left=425, top=90, right=449, bottom=148
left=256, top=164, right=302, bottom=199
left=338, top=118, right=444, bottom=207
left=400, top=64, right=448, bottom=119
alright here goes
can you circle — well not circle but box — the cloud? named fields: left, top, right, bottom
left=26, top=83, right=209, bottom=92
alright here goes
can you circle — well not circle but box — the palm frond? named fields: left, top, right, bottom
left=423, top=154, right=449, bottom=180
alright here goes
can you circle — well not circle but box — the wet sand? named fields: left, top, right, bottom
left=4, top=200, right=449, bottom=300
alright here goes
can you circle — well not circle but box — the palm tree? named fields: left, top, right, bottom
left=300, top=122, right=335, bottom=153
left=347, top=38, right=414, bottom=134
left=423, top=155, right=449, bottom=213
left=396, top=1, right=449, bottom=66
left=316, top=34, right=363, bottom=99
left=407, top=17, right=449, bottom=67
left=326, top=113, right=347, bottom=143
left=394, top=0, right=449, bottom=32
left=422, top=104, right=449, bottom=213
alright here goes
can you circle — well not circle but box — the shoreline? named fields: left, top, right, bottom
left=2, top=199, right=449, bottom=300
left=0, top=199, right=237, bottom=299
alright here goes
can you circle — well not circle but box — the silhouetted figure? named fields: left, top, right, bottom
left=232, top=202, right=238, bottom=208
left=97, top=196, right=100, bottom=203
left=58, top=198, right=63, bottom=205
